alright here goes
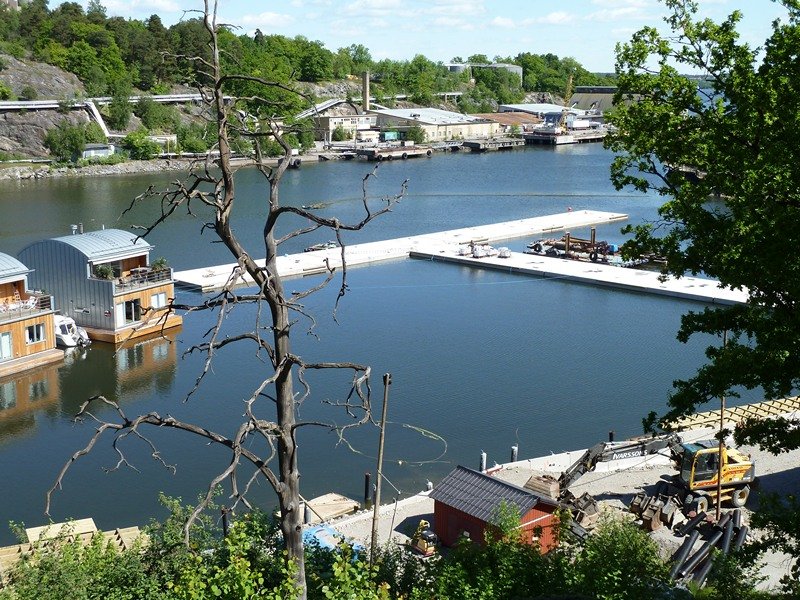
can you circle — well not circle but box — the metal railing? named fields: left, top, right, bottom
left=112, top=268, right=173, bottom=293
left=0, top=295, right=53, bottom=323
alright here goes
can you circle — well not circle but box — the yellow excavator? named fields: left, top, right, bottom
left=630, top=438, right=755, bottom=529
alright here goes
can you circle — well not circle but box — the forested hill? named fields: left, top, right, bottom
left=0, top=0, right=613, bottom=111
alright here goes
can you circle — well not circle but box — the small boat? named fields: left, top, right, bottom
left=303, top=241, right=337, bottom=252
left=54, top=314, right=91, bottom=348
left=498, top=247, right=511, bottom=258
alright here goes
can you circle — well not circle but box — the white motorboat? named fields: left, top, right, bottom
left=54, top=314, right=91, bottom=348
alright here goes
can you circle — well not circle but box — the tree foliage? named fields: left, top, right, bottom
left=44, top=119, right=104, bottom=161
left=608, top=1, right=800, bottom=588
left=607, top=0, right=800, bottom=451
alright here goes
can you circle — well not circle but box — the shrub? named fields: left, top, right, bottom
left=122, top=129, right=160, bottom=160
left=331, top=125, right=349, bottom=142
left=19, top=85, right=37, bottom=101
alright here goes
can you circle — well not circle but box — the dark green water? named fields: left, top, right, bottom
left=0, top=146, right=754, bottom=543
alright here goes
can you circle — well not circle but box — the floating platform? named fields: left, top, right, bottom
left=174, top=210, right=628, bottom=292
left=355, top=146, right=433, bottom=161
left=303, top=493, right=360, bottom=524
left=665, top=397, right=800, bottom=431
left=0, top=518, right=144, bottom=582
left=409, top=246, right=748, bottom=305
left=462, top=138, right=526, bottom=151
left=524, top=129, right=607, bottom=145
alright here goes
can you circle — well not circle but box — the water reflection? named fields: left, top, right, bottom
left=0, top=333, right=178, bottom=441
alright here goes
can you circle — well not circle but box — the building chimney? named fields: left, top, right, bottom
left=362, top=71, right=370, bottom=112
left=78, top=222, right=84, bottom=234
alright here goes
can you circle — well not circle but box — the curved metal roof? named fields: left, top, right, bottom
left=50, top=229, right=152, bottom=261
left=0, top=252, right=30, bottom=282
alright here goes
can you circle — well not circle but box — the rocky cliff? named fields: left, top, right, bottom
left=0, top=55, right=89, bottom=157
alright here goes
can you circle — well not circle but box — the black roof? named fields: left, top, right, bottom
left=430, top=465, right=556, bottom=523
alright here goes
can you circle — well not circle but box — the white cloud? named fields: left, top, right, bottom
left=425, top=0, right=485, bottom=16
left=491, top=16, right=516, bottom=29
left=585, top=6, right=644, bottom=22
left=104, top=0, right=183, bottom=16
left=433, top=16, right=476, bottom=30
left=590, top=0, right=649, bottom=6
left=239, top=11, right=295, bottom=29
left=342, top=0, right=409, bottom=18
left=535, top=11, right=574, bottom=25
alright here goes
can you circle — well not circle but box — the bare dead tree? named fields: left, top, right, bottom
left=46, top=2, right=405, bottom=596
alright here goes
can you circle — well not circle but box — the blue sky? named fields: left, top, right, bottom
left=82, top=0, right=788, bottom=72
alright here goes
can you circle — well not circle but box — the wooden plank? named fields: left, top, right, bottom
left=665, top=397, right=800, bottom=431
left=304, top=493, right=360, bottom=524
left=26, top=518, right=97, bottom=543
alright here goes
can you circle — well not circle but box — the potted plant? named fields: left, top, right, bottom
left=93, top=264, right=115, bottom=279
left=151, top=257, right=169, bottom=271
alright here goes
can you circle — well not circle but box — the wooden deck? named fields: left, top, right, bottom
left=303, top=493, right=361, bottom=524
left=0, top=518, right=145, bottom=582
left=666, top=397, right=800, bottom=431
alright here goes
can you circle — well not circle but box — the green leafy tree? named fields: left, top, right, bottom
left=608, top=1, right=800, bottom=590
left=44, top=120, right=88, bottom=161
left=0, top=522, right=162, bottom=600
left=134, top=96, right=178, bottom=131
left=106, top=77, right=133, bottom=130
left=121, top=128, right=159, bottom=159
left=608, top=0, right=800, bottom=450
left=331, top=125, right=349, bottom=142
left=572, top=518, right=670, bottom=600
left=404, top=126, right=426, bottom=144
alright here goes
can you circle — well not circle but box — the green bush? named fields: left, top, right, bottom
left=19, top=85, right=37, bottom=100
left=122, top=129, right=161, bottom=160
left=0, top=522, right=162, bottom=600
left=331, top=125, right=349, bottom=142
left=0, top=81, right=14, bottom=100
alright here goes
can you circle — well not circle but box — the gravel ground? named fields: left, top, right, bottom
left=325, top=420, right=799, bottom=591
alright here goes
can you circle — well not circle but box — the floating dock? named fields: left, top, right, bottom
left=409, top=246, right=748, bottom=305
left=173, top=210, right=628, bottom=292
left=523, top=129, right=607, bottom=145
left=462, top=138, right=526, bottom=151
left=665, top=397, right=800, bottom=431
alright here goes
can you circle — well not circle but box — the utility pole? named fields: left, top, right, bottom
left=716, top=330, right=727, bottom=521
left=370, top=373, right=391, bottom=566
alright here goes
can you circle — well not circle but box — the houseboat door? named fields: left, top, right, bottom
left=0, top=332, right=12, bottom=361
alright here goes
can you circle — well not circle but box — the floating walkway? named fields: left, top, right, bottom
left=173, top=210, right=628, bottom=292
left=410, top=246, right=748, bottom=305
left=666, top=397, right=800, bottom=431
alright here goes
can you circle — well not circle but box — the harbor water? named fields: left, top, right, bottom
left=0, top=145, right=758, bottom=544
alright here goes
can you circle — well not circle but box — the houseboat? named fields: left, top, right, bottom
left=18, top=227, right=182, bottom=344
left=0, top=253, right=62, bottom=378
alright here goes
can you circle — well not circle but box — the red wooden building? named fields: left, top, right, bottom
left=429, top=465, right=560, bottom=552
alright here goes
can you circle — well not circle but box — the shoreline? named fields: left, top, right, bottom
left=0, top=155, right=292, bottom=181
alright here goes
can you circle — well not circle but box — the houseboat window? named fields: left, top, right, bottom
left=0, top=332, right=11, bottom=360
left=150, top=292, right=167, bottom=309
left=0, top=380, right=15, bottom=409
left=25, top=323, right=45, bottom=344
left=123, top=299, right=142, bottom=324
left=29, top=379, right=47, bottom=400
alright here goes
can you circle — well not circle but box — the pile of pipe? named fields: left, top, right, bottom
left=668, top=509, right=748, bottom=586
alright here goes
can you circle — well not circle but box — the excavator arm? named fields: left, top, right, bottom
left=557, top=434, right=682, bottom=497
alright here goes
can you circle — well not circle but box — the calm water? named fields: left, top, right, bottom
left=0, top=146, right=755, bottom=543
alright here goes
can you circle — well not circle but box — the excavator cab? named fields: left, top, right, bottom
left=677, top=441, right=755, bottom=492
left=673, top=441, right=755, bottom=513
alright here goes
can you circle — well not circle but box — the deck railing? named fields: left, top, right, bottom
left=112, top=268, right=173, bottom=293
left=0, top=294, right=53, bottom=323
